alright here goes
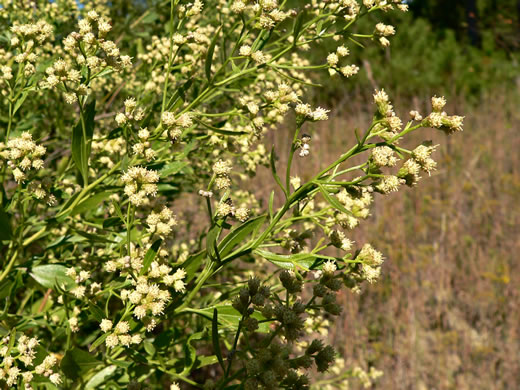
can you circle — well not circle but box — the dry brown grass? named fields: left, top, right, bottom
left=256, top=92, right=520, bottom=389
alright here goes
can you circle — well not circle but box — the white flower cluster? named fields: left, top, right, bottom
left=27, top=178, right=57, bottom=206
left=335, top=188, right=372, bottom=229
left=329, top=230, right=354, bottom=252
left=121, top=166, right=159, bottom=206
left=371, top=146, right=398, bottom=167
left=357, top=243, right=384, bottom=283
left=426, top=96, right=465, bottom=134
left=372, top=89, right=403, bottom=139
left=116, top=98, right=145, bottom=127
left=375, top=22, right=396, bottom=47
left=212, top=159, right=232, bottom=190
left=327, top=45, right=359, bottom=77
left=146, top=206, right=177, bottom=237
left=0, top=132, right=45, bottom=183
left=376, top=175, right=404, bottom=194
left=65, top=267, right=101, bottom=303
left=132, top=128, right=156, bottom=162
left=295, top=103, right=330, bottom=122
left=161, top=111, right=193, bottom=141
left=412, top=144, right=438, bottom=174
left=0, top=334, right=61, bottom=388
left=10, top=20, right=53, bottom=44
left=215, top=200, right=250, bottom=222
left=239, top=46, right=271, bottom=64
left=43, top=12, right=131, bottom=99
left=100, top=319, right=142, bottom=349
left=105, top=243, right=187, bottom=326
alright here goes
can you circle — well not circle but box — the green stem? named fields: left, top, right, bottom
left=0, top=249, right=19, bottom=283
left=285, top=124, right=302, bottom=194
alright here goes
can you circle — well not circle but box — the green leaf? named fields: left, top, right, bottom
left=195, top=118, right=248, bottom=136
left=143, top=341, right=156, bottom=356
left=102, top=217, right=124, bottom=229
left=140, top=239, right=163, bottom=275
left=197, top=305, right=270, bottom=333
left=254, top=249, right=317, bottom=271
left=270, top=147, right=288, bottom=197
left=13, top=90, right=31, bottom=115
left=212, top=309, right=226, bottom=371
left=30, top=264, right=75, bottom=289
left=70, top=191, right=111, bottom=216
left=268, top=191, right=275, bottom=221
left=207, top=221, right=224, bottom=262
left=182, top=331, right=207, bottom=375
left=182, top=251, right=205, bottom=283
left=219, top=215, right=266, bottom=259
left=196, top=355, right=220, bottom=369
left=0, top=207, right=12, bottom=241
left=206, top=26, right=222, bottom=81
left=89, top=334, right=108, bottom=352
left=159, top=161, right=188, bottom=178
left=316, top=183, right=353, bottom=216
left=71, top=100, right=96, bottom=182
left=61, top=348, right=102, bottom=380
left=88, top=303, right=105, bottom=322
left=85, top=365, right=117, bottom=389
left=293, top=11, right=306, bottom=42
left=166, top=79, right=193, bottom=111
left=111, top=200, right=125, bottom=222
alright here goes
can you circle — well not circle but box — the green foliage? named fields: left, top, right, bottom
left=0, top=1, right=465, bottom=389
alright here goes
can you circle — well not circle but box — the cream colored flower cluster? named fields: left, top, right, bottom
left=65, top=266, right=101, bottom=302
left=216, top=200, right=250, bottom=222
left=6, top=20, right=53, bottom=79
left=99, top=319, right=142, bottom=349
left=0, top=334, right=61, bottom=388
left=10, top=20, right=53, bottom=45
left=357, top=243, right=385, bottom=283
left=334, top=188, right=373, bottom=230
left=161, top=111, right=193, bottom=142
left=146, top=206, right=177, bottom=237
left=0, top=132, right=45, bottom=183
left=27, top=178, right=57, bottom=206
left=212, top=159, right=233, bottom=190
left=372, top=89, right=403, bottom=140
left=121, top=166, right=159, bottom=206
left=43, top=11, right=131, bottom=101
left=327, top=45, right=359, bottom=77
left=426, top=96, right=465, bottom=134
left=115, top=98, right=145, bottom=127
left=371, top=145, right=398, bottom=167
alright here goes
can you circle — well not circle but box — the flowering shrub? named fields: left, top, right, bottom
left=0, top=1, right=463, bottom=389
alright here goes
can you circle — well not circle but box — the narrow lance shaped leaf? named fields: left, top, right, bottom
left=206, top=26, right=222, bottom=82
left=140, top=239, right=163, bottom=275
left=316, top=182, right=353, bottom=216
left=72, top=100, right=96, bottom=182
left=212, top=308, right=226, bottom=371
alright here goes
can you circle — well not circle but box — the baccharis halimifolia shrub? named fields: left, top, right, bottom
left=0, top=0, right=463, bottom=389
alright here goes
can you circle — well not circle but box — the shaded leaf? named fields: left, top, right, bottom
left=0, top=207, right=12, bottom=241
left=70, top=191, right=111, bottom=216
left=219, top=215, right=266, bottom=259
left=30, top=264, right=75, bottom=289
left=61, top=348, right=102, bottom=380
left=212, top=309, right=226, bottom=371
left=85, top=365, right=117, bottom=389
left=206, top=26, right=222, bottom=81
left=140, top=239, right=162, bottom=275
left=254, top=249, right=317, bottom=271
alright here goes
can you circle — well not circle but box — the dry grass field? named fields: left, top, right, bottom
left=258, top=91, right=520, bottom=389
